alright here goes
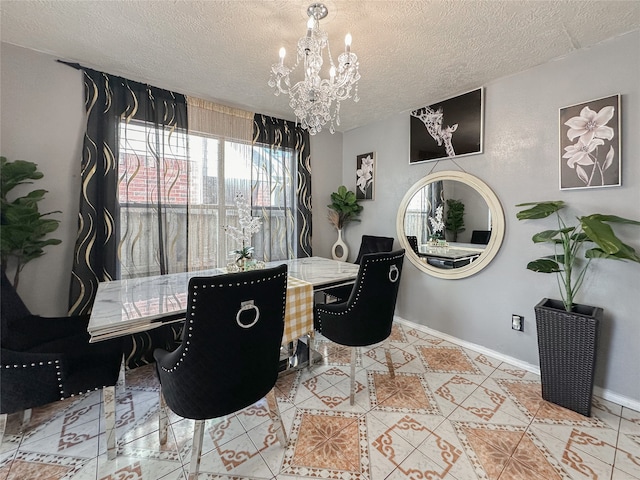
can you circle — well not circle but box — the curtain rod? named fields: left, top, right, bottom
left=56, top=59, right=83, bottom=70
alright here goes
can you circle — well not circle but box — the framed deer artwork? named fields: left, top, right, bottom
left=409, top=88, right=484, bottom=164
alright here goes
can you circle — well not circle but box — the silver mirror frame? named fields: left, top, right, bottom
left=396, top=171, right=505, bottom=279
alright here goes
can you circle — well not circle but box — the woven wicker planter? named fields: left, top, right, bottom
left=534, top=298, right=603, bottom=417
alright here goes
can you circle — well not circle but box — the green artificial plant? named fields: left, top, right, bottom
left=516, top=200, right=640, bottom=312
left=445, top=198, right=465, bottom=242
left=1, top=157, right=61, bottom=288
left=327, top=185, right=363, bottom=229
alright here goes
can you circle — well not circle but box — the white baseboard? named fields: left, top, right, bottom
left=395, top=316, right=640, bottom=413
left=593, top=386, right=640, bottom=412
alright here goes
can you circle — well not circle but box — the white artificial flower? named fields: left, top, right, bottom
left=565, top=105, right=615, bottom=144
left=428, top=205, right=445, bottom=234
left=562, top=137, right=604, bottom=168
left=223, top=192, right=262, bottom=247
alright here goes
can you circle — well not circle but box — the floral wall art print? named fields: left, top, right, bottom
left=410, top=88, right=483, bottom=163
left=560, top=95, right=621, bottom=190
left=356, top=152, right=375, bottom=200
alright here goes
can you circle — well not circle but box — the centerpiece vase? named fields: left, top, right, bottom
left=331, top=228, right=348, bottom=261
left=236, top=255, right=254, bottom=271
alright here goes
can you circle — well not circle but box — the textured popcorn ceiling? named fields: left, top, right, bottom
left=1, top=1, right=639, bottom=132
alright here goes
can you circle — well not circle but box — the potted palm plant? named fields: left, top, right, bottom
left=445, top=198, right=465, bottom=242
left=516, top=200, right=640, bottom=416
left=327, top=185, right=363, bottom=261
left=1, top=157, right=61, bottom=289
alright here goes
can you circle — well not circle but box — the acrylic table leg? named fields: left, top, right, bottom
left=308, top=331, right=316, bottom=370
left=103, top=385, right=117, bottom=460
left=117, top=355, right=126, bottom=392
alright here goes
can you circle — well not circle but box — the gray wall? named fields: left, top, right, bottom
left=341, top=31, right=640, bottom=405
left=1, top=43, right=85, bottom=316
left=310, top=130, right=344, bottom=259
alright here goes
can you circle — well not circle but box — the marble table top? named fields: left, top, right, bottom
left=419, top=242, right=485, bottom=260
left=88, top=256, right=359, bottom=341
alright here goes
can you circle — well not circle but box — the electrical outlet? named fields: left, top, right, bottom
left=512, top=314, right=524, bottom=331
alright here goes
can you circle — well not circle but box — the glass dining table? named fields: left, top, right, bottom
left=88, top=256, right=360, bottom=342
left=418, top=242, right=486, bottom=269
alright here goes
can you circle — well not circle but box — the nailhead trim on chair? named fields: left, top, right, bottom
left=316, top=252, right=404, bottom=330
left=4, top=356, right=115, bottom=401
left=4, top=359, right=66, bottom=399
left=161, top=270, right=288, bottom=374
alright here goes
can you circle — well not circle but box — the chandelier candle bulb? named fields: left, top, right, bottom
left=345, top=33, right=351, bottom=53
left=279, top=47, right=286, bottom=65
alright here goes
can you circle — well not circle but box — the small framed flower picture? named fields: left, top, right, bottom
left=559, top=94, right=621, bottom=190
left=356, top=152, right=375, bottom=200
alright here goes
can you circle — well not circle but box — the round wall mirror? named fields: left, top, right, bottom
left=396, top=171, right=505, bottom=279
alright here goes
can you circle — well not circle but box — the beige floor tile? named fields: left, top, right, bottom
left=369, top=408, right=445, bottom=449
left=614, top=431, right=640, bottom=478
left=13, top=320, right=635, bottom=480
left=527, top=426, right=614, bottom=479
left=612, top=467, right=640, bottom=479
left=415, top=418, right=483, bottom=480
left=367, top=413, right=418, bottom=478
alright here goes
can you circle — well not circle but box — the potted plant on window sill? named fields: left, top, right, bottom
left=327, top=185, right=363, bottom=261
left=516, top=200, right=640, bottom=416
left=223, top=192, right=262, bottom=272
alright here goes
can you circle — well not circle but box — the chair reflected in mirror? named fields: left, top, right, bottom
left=406, top=235, right=419, bottom=255
left=470, top=230, right=491, bottom=244
left=0, top=270, right=123, bottom=457
left=314, top=250, right=405, bottom=405
left=154, top=265, right=288, bottom=479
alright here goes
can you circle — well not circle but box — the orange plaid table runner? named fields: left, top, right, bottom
left=283, top=276, right=314, bottom=345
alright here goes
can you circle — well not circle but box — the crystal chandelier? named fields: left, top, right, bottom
left=268, top=3, right=360, bottom=135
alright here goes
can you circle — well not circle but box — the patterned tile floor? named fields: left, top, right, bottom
left=1, top=320, right=639, bottom=479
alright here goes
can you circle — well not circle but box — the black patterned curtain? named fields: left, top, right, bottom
left=252, top=115, right=312, bottom=260
left=68, top=68, right=187, bottom=367
left=405, top=180, right=444, bottom=244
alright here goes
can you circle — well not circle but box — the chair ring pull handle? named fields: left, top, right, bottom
left=389, top=264, right=400, bottom=283
left=236, top=300, right=260, bottom=328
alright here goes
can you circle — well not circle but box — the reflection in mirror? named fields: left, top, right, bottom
left=397, top=171, right=505, bottom=279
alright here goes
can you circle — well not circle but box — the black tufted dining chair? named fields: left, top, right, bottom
left=314, top=250, right=405, bottom=405
left=323, top=234, right=395, bottom=303
left=0, top=270, right=123, bottom=456
left=470, top=230, right=492, bottom=244
left=353, top=235, right=395, bottom=264
left=154, top=265, right=289, bottom=479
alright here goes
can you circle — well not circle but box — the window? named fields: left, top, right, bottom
left=117, top=121, right=297, bottom=278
